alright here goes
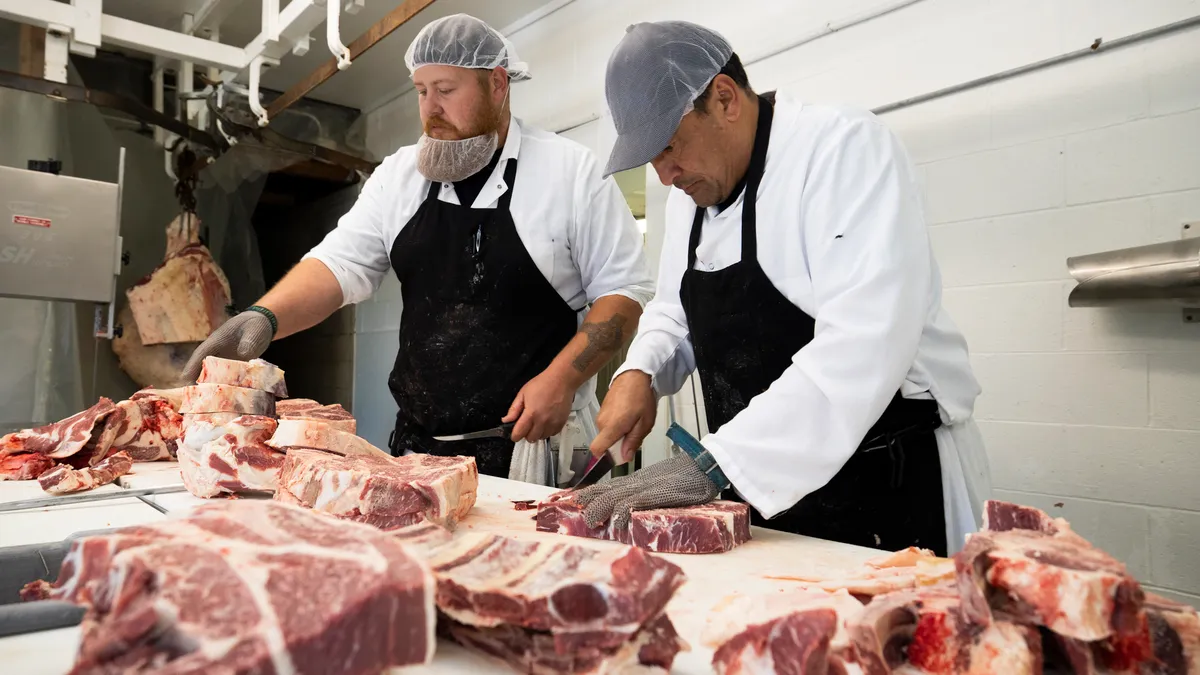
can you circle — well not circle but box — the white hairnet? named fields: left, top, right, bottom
left=405, top=13, right=531, bottom=81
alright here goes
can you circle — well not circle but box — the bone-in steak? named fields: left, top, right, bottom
left=35, top=500, right=436, bottom=674
left=274, top=448, right=478, bottom=530
left=103, top=395, right=183, bottom=461
left=956, top=500, right=1145, bottom=642
left=198, top=356, right=288, bottom=397
left=179, top=383, right=276, bottom=416
left=397, top=528, right=689, bottom=673
left=178, top=415, right=282, bottom=497
left=537, top=495, right=751, bottom=554
left=38, top=452, right=134, bottom=495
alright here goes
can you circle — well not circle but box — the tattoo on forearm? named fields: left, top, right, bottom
left=572, top=314, right=628, bottom=373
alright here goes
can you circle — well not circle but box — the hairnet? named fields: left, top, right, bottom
left=602, top=21, right=733, bottom=177
left=405, top=13, right=531, bottom=81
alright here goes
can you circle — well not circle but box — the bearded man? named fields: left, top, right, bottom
left=182, top=14, right=653, bottom=479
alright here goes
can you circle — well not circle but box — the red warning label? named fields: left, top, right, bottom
left=13, top=215, right=51, bottom=228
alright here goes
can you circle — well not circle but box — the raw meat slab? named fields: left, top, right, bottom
left=105, top=395, right=183, bottom=461
left=276, top=398, right=357, bottom=433
left=398, top=528, right=689, bottom=672
left=0, top=398, right=118, bottom=461
left=32, top=500, right=436, bottom=674
left=179, top=383, right=276, bottom=416
left=537, top=496, right=751, bottom=554
left=956, top=500, right=1145, bottom=642
left=267, top=418, right=384, bottom=457
left=178, top=415, right=282, bottom=497
left=0, top=453, right=55, bottom=480
left=125, top=243, right=232, bottom=345
left=37, top=452, right=134, bottom=495
left=197, top=356, right=288, bottom=397
left=274, top=448, right=478, bottom=530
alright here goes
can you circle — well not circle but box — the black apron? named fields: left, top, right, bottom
left=678, top=93, right=948, bottom=556
left=386, top=158, right=578, bottom=477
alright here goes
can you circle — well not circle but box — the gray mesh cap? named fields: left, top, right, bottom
left=602, top=21, right=733, bottom=177
left=405, top=13, right=531, bottom=81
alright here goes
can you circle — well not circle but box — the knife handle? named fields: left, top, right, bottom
left=666, top=423, right=731, bottom=491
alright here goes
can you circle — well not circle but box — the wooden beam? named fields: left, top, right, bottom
left=18, top=24, right=46, bottom=78
left=265, top=0, right=437, bottom=119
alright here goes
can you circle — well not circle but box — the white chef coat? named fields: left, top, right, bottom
left=615, top=89, right=992, bottom=553
left=305, top=115, right=655, bottom=413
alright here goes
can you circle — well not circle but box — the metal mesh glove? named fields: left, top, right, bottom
left=180, top=311, right=274, bottom=382
left=572, top=455, right=720, bottom=530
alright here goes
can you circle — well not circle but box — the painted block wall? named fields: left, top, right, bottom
left=357, top=0, right=1200, bottom=604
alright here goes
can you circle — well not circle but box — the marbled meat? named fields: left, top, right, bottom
left=177, top=415, right=281, bottom=497
left=276, top=398, right=357, bottom=433
left=197, top=355, right=288, bottom=397
left=30, top=500, right=435, bottom=674
left=104, top=394, right=183, bottom=461
left=37, top=452, right=133, bottom=495
left=397, top=528, right=688, bottom=673
left=537, top=496, right=751, bottom=554
left=956, top=500, right=1146, bottom=642
left=266, top=418, right=382, bottom=457
left=179, top=383, right=276, bottom=416
left=274, top=448, right=478, bottom=530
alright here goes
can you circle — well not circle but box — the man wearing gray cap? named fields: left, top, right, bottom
left=575, top=21, right=991, bottom=556
left=182, top=14, right=653, bottom=480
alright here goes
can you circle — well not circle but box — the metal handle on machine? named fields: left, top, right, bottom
left=0, top=485, right=188, bottom=513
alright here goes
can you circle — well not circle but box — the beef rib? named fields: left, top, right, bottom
left=274, top=448, right=478, bottom=530
left=197, top=356, right=288, bottom=397
left=276, top=398, right=357, bottom=433
left=37, top=452, right=133, bottom=495
left=702, top=588, right=866, bottom=675
left=33, top=500, right=435, bottom=674
left=179, top=383, right=276, bottom=416
left=178, top=415, right=282, bottom=497
left=266, top=419, right=385, bottom=457
left=125, top=242, right=232, bottom=345
left=104, top=395, right=183, bottom=461
left=401, top=529, right=688, bottom=673
left=956, top=500, right=1146, bottom=642
left=0, top=398, right=118, bottom=462
left=537, top=496, right=752, bottom=554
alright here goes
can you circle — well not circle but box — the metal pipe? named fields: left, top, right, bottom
left=152, top=57, right=164, bottom=145
left=179, top=13, right=195, bottom=124
left=326, top=0, right=352, bottom=70
left=872, top=14, right=1200, bottom=116
left=265, top=0, right=436, bottom=121
left=744, top=0, right=926, bottom=69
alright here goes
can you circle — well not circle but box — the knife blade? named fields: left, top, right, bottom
left=432, top=422, right=515, bottom=442
left=567, top=436, right=626, bottom=489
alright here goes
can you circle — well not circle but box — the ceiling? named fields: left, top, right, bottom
left=96, top=0, right=557, bottom=110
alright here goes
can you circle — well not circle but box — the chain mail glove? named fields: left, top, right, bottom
left=572, top=455, right=721, bottom=530
left=180, top=310, right=275, bottom=382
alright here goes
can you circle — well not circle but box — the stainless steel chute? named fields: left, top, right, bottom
left=1066, top=237, right=1200, bottom=308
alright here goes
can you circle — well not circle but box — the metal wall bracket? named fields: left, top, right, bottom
left=1182, top=222, right=1199, bottom=323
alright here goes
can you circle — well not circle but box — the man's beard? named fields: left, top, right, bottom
left=416, top=104, right=503, bottom=183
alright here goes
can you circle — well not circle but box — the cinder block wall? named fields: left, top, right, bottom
left=360, top=0, right=1200, bottom=604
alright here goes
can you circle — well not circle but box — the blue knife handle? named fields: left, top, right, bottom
left=666, top=423, right=731, bottom=491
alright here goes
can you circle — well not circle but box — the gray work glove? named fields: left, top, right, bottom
left=181, top=310, right=274, bottom=382
left=572, top=455, right=721, bottom=530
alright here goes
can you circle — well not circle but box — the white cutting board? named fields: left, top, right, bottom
left=116, top=460, right=185, bottom=489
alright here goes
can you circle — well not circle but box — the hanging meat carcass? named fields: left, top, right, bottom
left=112, top=214, right=233, bottom=388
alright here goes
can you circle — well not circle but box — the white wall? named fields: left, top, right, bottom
left=359, top=0, right=1200, bottom=604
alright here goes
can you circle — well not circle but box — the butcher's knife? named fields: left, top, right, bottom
left=432, top=421, right=515, bottom=442
left=0, top=485, right=189, bottom=513
left=567, top=436, right=626, bottom=489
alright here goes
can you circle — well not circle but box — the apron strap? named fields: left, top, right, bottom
left=685, top=93, right=775, bottom=269
left=496, top=158, right=519, bottom=211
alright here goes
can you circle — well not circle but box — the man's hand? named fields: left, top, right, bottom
left=504, top=370, right=576, bottom=443
left=572, top=455, right=720, bottom=529
left=589, top=370, right=657, bottom=462
left=181, top=311, right=274, bottom=382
